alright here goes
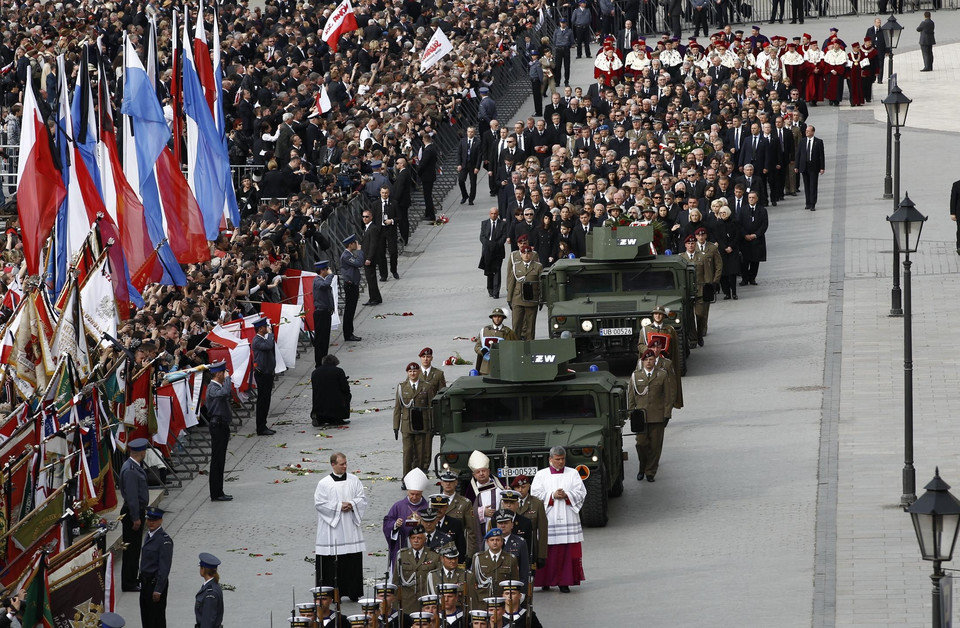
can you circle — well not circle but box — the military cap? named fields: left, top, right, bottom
left=289, top=618, right=312, bottom=627
left=347, top=616, right=368, bottom=627
left=410, top=613, right=434, bottom=625
left=437, top=582, right=461, bottom=594
left=370, top=160, right=383, bottom=169
left=484, top=528, right=503, bottom=539
left=252, top=318, right=269, bottom=328
left=429, top=493, right=451, bottom=507
left=128, top=438, right=149, bottom=451
left=296, top=602, right=317, bottom=614
left=360, top=596, right=383, bottom=609
left=495, top=509, right=515, bottom=523
left=684, top=235, right=696, bottom=244
left=418, top=594, right=440, bottom=605
left=208, top=361, right=228, bottom=373
left=342, top=234, right=358, bottom=246
left=410, top=524, right=427, bottom=536
left=641, top=349, right=657, bottom=360
left=314, top=260, right=330, bottom=270
left=695, top=227, right=707, bottom=235
left=100, top=613, right=126, bottom=628
left=419, top=508, right=439, bottom=522
left=310, top=586, right=334, bottom=599
left=199, top=553, right=221, bottom=568
left=144, top=507, right=164, bottom=520
left=439, top=544, right=460, bottom=559
left=419, top=347, right=433, bottom=357
left=483, top=597, right=506, bottom=608
left=651, top=305, right=667, bottom=315
left=478, top=87, right=490, bottom=94
left=406, top=362, right=420, bottom=372
left=500, top=489, right=521, bottom=502
left=489, top=308, right=508, bottom=319
left=510, top=475, right=531, bottom=488
left=499, top=580, right=525, bottom=592
left=470, top=610, right=491, bottom=620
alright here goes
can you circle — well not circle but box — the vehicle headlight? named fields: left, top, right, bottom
left=581, top=320, right=594, bottom=332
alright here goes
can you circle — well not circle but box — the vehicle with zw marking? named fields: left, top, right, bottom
left=432, top=339, right=626, bottom=527
left=540, top=225, right=698, bottom=373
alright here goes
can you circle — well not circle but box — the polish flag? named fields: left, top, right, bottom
left=16, top=67, right=67, bottom=275
left=321, top=0, right=359, bottom=53
left=314, top=84, right=332, bottom=116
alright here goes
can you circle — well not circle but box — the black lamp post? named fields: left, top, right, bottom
left=887, top=194, right=926, bottom=508
left=883, top=82, right=911, bottom=318
left=881, top=15, right=903, bottom=200
left=907, top=469, right=960, bottom=627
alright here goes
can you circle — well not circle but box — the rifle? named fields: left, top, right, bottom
left=334, top=539, right=341, bottom=621
left=291, top=586, right=296, bottom=625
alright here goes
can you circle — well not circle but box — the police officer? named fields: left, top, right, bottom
left=339, top=235, right=363, bottom=342
left=312, top=260, right=336, bottom=363
left=120, top=438, right=149, bottom=592
left=552, top=17, right=574, bottom=86
left=252, top=318, right=277, bottom=436
left=506, top=246, right=542, bottom=341
left=196, top=553, right=224, bottom=628
left=474, top=308, right=518, bottom=376
left=100, top=612, right=126, bottom=628
left=139, top=507, right=173, bottom=628
left=205, top=362, right=234, bottom=502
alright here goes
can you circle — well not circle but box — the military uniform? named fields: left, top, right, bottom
left=638, top=320, right=681, bottom=362
left=393, top=378, right=435, bottom=476
left=501, top=534, right=530, bottom=584
left=195, top=579, right=224, bottom=628
left=628, top=365, right=676, bottom=481
left=468, top=552, right=519, bottom=610
left=682, top=247, right=710, bottom=344
left=505, top=258, right=543, bottom=341
left=501, top=608, right=543, bottom=627
left=119, top=444, right=149, bottom=591
left=139, top=523, right=173, bottom=628
left=694, top=239, right=723, bottom=338
left=427, top=565, right=468, bottom=596
left=420, top=366, right=447, bottom=395
left=394, top=546, right=441, bottom=611
left=440, top=492, right=479, bottom=562
left=474, top=320, right=519, bottom=375
left=515, top=494, right=547, bottom=568
left=426, top=528, right=453, bottom=553
left=205, top=369, right=233, bottom=501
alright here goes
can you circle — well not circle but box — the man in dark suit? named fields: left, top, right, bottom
left=393, top=157, right=414, bottom=244
left=917, top=12, right=935, bottom=71
left=479, top=208, right=509, bottom=298
left=735, top=164, right=767, bottom=207
left=739, top=190, right=769, bottom=285
left=419, top=133, right=439, bottom=221
left=458, top=127, right=482, bottom=205
left=866, top=17, right=888, bottom=82
left=360, top=210, right=383, bottom=305
left=374, top=186, right=401, bottom=279
left=761, top=122, right=782, bottom=206
left=725, top=118, right=745, bottom=159
left=316, top=136, right=343, bottom=167
left=570, top=210, right=594, bottom=258
left=950, top=179, right=960, bottom=254
left=795, top=125, right=825, bottom=211
left=482, top=121, right=503, bottom=197
left=738, top=122, right=768, bottom=175
left=773, top=116, right=795, bottom=199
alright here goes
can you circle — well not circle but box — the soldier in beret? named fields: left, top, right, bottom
left=506, top=247, right=542, bottom=341
left=393, top=363, right=435, bottom=476
left=418, top=348, right=447, bottom=395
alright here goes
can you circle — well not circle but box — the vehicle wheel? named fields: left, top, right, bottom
left=580, top=464, right=609, bottom=528
left=608, top=467, right=624, bottom=498
left=678, top=340, right=687, bottom=376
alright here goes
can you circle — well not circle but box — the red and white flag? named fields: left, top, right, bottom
left=420, top=28, right=454, bottom=72
left=16, top=67, right=67, bottom=275
left=321, top=0, right=359, bottom=53
left=314, top=84, right=332, bottom=115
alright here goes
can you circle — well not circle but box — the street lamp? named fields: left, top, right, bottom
left=883, top=82, right=911, bottom=318
left=907, top=469, right=960, bottom=627
left=881, top=15, right=903, bottom=200
left=887, top=193, right=926, bottom=508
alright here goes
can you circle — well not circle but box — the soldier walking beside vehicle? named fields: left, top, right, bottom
left=629, top=350, right=676, bottom=482
left=506, top=247, right=542, bottom=340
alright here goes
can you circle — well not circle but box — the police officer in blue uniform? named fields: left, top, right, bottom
left=313, top=260, right=336, bottom=363
left=100, top=612, right=126, bottom=628
left=205, top=361, right=234, bottom=502
left=120, top=438, right=150, bottom=592
left=251, top=318, right=277, bottom=436
left=139, top=507, right=173, bottom=628
left=196, top=552, right=224, bottom=628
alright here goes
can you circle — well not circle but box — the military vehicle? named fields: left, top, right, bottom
left=432, top=338, right=626, bottom=527
left=540, top=224, right=698, bottom=374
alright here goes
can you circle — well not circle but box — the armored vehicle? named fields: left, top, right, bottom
left=540, top=225, right=698, bottom=373
left=432, top=339, right=626, bottom=527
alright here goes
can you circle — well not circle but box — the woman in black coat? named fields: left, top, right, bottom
left=716, top=205, right=742, bottom=300
left=532, top=213, right=558, bottom=266
left=311, top=355, right=351, bottom=426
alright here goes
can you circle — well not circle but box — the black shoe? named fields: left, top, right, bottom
left=363, top=300, right=382, bottom=306
left=490, top=293, right=499, bottom=299
left=771, top=201, right=777, bottom=206
left=328, top=418, right=351, bottom=426
left=789, top=19, right=797, bottom=23
left=345, top=335, right=362, bottom=342
left=257, top=428, right=277, bottom=436
left=723, top=295, right=731, bottom=300
left=212, top=495, right=234, bottom=502
left=468, top=200, right=474, bottom=206
left=312, top=418, right=322, bottom=427
left=646, top=476, right=655, bottom=482
left=697, top=338, right=704, bottom=347
left=121, top=585, right=141, bottom=592
left=739, top=281, right=748, bottom=286
left=392, top=271, right=399, bottom=279
left=540, top=586, right=552, bottom=591
left=810, top=207, right=816, bottom=211
left=804, top=206, right=810, bottom=210
left=637, top=472, right=645, bottom=481
left=559, top=586, right=571, bottom=593
left=920, top=68, right=932, bottom=72
left=749, top=280, right=758, bottom=285
left=733, top=294, right=738, bottom=300
left=461, top=197, right=468, bottom=204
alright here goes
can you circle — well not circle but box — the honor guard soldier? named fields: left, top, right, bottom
left=252, top=317, right=277, bottom=436
left=693, top=226, right=723, bottom=341
left=497, top=492, right=534, bottom=556
left=346, top=614, right=368, bottom=627
left=436, top=472, right=479, bottom=561
left=119, top=438, right=150, bottom=592
left=418, top=348, right=447, bottom=394
left=501, top=580, right=543, bottom=627
left=510, top=477, right=548, bottom=569
left=506, top=246, right=543, bottom=341
left=495, top=511, right=530, bottom=584
left=139, top=507, right=173, bottom=628
left=196, top=553, right=224, bottom=628
left=289, top=617, right=312, bottom=627
left=638, top=305, right=680, bottom=362
left=682, top=234, right=709, bottom=347
left=410, top=612, right=435, bottom=627
left=373, top=584, right=408, bottom=627
left=395, top=525, right=441, bottom=612
left=100, top=612, right=126, bottom=628
left=429, top=494, right=468, bottom=564
left=417, top=594, right=440, bottom=624
left=629, top=349, right=677, bottom=482
left=483, top=597, right=506, bottom=626
left=469, top=610, right=491, bottom=628
left=296, top=603, right=318, bottom=626
left=394, top=362, right=435, bottom=477
left=469, top=529, right=519, bottom=610
left=354, top=599, right=380, bottom=626
left=311, top=586, right=342, bottom=628
left=474, top=308, right=518, bottom=375
left=205, top=361, right=234, bottom=502
left=419, top=509, right=453, bottom=552
left=646, top=337, right=684, bottom=411
left=428, top=544, right=469, bottom=595
left=437, top=582, right=465, bottom=626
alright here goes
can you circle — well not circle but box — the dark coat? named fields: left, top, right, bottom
left=311, top=365, right=352, bottom=421
left=739, top=204, right=769, bottom=262
left=917, top=18, right=935, bottom=46
left=717, top=216, right=742, bottom=276
left=479, top=217, right=508, bottom=272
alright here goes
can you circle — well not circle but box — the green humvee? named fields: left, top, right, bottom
left=540, top=225, right=698, bottom=374
left=432, top=339, right=626, bottom=527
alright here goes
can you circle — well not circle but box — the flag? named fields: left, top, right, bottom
left=183, top=10, right=229, bottom=239
left=16, top=67, right=67, bottom=275
left=420, top=28, right=454, bottom=71
left=259, top=302, right=300, bottom=372
left=123, top=366, right=155, bottom=442
left=21, top=554, right=55, bottom=628
left=171, top=11, right=184, bottom=166
left=50, top=553, right=108, bottom=626
left=79, top=250, right=119, bottom=342
left=155, top=377, right=198, bottom=447
left=282, top=269, right=318, bottom=331
left=210, top=7, right=240, bottom=228
left=314, top=85, right=332, bottom=115
left=51, top=277, right=91, bottom=380
left=207, top=343, right=252, bottom=392
left=321, top=0, right=359, bottom=52
left=71, top=45, right=102, bottom=200
left=154, top=147, right=212, bottom=263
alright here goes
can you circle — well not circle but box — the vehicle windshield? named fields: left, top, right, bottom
left=461, top=394, right=597, bottom=421
left=621, top=270, right=675, bottom=291
left=463, top=397, right=521, bottom=422
left=531, top=394, right=596, bottom=420
left=567, top=273, right=615, bottom=296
